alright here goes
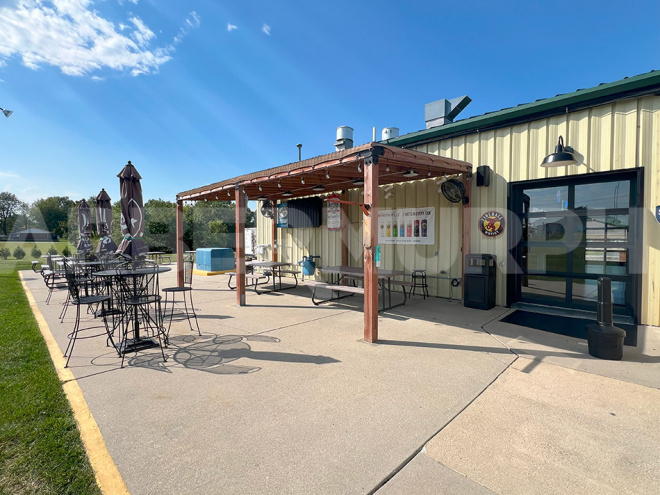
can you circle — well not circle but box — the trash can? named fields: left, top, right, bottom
left=586, top=277, right=626, bottom=360
left=464, top=254, right=496, bottom=310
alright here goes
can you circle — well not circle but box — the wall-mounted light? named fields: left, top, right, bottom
left=282, top=191, right=293, bottom=197
left=312, top=185, right=325, bottom=192
left=541, top=136, right=577, bottom=168
left=402, top=168, right=419, bottom=178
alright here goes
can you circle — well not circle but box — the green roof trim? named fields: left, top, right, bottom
left=385, top=70, right=660, bottom=147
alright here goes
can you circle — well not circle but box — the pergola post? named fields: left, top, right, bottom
left=363, top=155, right=379, bottom=342
left=176, top=199, right=184, bottom=286
left=235, top=187, right=246, bottom=306
left=271, top=200, right=278, bottom=262
left=461, top=172, right=472, bottom=299
left=340, top=190, right=349, bottom=267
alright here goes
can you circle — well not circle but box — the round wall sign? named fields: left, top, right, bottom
left=479, top=211, right=505, bottom=237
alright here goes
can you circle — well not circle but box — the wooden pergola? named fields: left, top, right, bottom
left=176, top=143, right=472, bottom=343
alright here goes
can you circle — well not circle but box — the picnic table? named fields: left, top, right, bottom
left=146, top=251, right=171, bottom=265
left=308, top=266, right=410, bottom=311
left=227, top=261, right=299, bottom=294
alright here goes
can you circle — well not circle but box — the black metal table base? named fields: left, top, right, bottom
left=118, top=337, right=159, bottom=355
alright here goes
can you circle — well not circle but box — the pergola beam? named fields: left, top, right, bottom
left=363, top=152, right=379, bottom=343
left=235, top=187, right=246, bottom=306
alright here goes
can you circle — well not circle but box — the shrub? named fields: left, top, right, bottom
left=62, top=246, right=71, bottom=257
left=47, top=245, right=58, bottom=255
left=13, top=246, right=26, bottom=260
left=31, top=245, right=42, bottom=258
left=0, top=247, right=10, bottom=259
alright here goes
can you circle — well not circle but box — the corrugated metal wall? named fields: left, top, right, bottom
left=258, top=95, right=660, bottom=326
left=414, top=95, right=659, bottom=326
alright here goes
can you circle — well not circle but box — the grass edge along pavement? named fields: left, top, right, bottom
left=0, top=260, right=127, bottom=494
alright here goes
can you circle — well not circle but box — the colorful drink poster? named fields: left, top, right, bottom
left=377, top=207, right=435, bottom=245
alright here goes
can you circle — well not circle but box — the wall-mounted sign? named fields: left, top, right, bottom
left=656, top=205, right=660, bottom=224
left=378, top=207, right=435, bottom=245
left=479, top=211, right=505, bottom=237
left=327, top=194, right=341, bottom=230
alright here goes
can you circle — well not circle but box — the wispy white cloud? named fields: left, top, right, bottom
left=227, top=23, right=237, bottom=32
left=118, top=0, right=138, bottom=5
left=0, top=1, right=200, bottom=77
left=173, top=11, right=201, bottom=45
left=130, top=17, right=155, bottom=48
left=0, top=171, right=21, bottom=179
left=262, top=23, right=271, bottom=36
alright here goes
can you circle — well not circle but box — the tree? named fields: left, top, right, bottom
left=32, top=196, right=75, bottom=239
left=0, top=191, right=21, bottom=235
left=144, top=199, right=176, bottom=252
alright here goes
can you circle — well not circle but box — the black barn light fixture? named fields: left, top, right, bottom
left=541, top=136, right=577, bottom=168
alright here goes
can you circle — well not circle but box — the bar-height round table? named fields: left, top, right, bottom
left=95, top=265, right=171, bottom=354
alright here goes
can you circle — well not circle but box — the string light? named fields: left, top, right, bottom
left=301, top=176, right=305, bottom=184
left=325, top=170, right=330, bottom=179
left=357, top=163, right=361, bottom=173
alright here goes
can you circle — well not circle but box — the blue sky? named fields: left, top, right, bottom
left=0, top=0, right=658, bottom=204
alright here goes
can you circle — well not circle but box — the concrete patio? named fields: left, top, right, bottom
left=21, top=269, right=660, bottom=495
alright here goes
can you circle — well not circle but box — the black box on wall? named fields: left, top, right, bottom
left=476, top=165, right=492, bottom=187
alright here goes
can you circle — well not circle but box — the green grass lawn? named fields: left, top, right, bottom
left=0, top=260, right=101, bottom=495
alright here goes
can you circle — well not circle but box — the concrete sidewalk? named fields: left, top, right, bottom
left=21, top=269, right=660, bottom=494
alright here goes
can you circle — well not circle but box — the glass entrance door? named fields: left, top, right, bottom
left=509, top=170, right=642, bottom=319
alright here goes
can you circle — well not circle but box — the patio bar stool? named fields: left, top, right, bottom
left=162, top=256, right=200, bottom=343
left=410, top=269, right=429, bottom=299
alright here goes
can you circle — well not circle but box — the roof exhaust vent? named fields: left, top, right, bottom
left=334, top=126, right=354, bottom=151
left=382, top=127, right=399, bottom=141
left=425, top=96, right=472, bottom=129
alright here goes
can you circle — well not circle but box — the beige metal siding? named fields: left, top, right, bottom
left=257, top=96, right=660, bottom=326
left=412, top=96, right=660, bottom=326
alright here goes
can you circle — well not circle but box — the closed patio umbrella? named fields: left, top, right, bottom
left=116, top=161, right=147, bottom=258
left=95, top=188, right=117, bottom=253
left=76, top=199, right=93, bottom=254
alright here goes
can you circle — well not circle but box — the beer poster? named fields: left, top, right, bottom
left=377, top=207, right=435, bottom=245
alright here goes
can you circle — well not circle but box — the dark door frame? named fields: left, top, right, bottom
left=507, top=168, right=644, bottom=324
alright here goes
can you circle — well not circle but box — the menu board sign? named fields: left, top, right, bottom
left=377, top=207, right=435, bottom=245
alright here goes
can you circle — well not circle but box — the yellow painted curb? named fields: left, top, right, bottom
left=20, top=272, right=130, bottom=495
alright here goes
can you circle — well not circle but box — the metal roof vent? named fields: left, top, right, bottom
left=381, top=127, right=399, bottom=141
left=425, top=96, right=472, bottom=129
left=334, top=126, right=354, bottom=151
